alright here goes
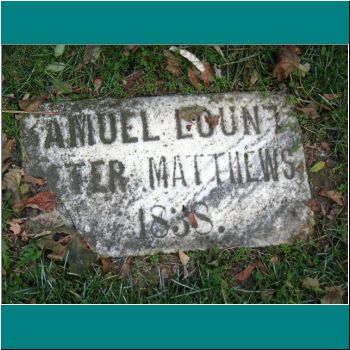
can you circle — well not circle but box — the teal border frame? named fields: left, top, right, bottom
left=1, top=1, right=349, bottom=44
left=2, top=305, right=349, bottom=349
left=1, top=1, right=349, bottom=349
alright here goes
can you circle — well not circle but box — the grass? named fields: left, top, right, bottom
left=1, top=45, right=348, bottom=304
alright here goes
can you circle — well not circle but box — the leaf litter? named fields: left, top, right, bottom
left=164, top=50, right=182, bottom=77
left=13, top=191, right=55, bottom=211
left=18, top=93, right=50, bottom=113
left=320, top=286, right=344, bottom=304
left=272, top=45, right=301, bottom=81
left=234, top=259, right=267, bottom=282
left=318, top=189, right=344, bottom=206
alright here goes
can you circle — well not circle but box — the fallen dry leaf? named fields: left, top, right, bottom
left=18, top=93, right=49, bottom=113
left=304, top=199, right=320, bottom=213
left=2, top=138, right=16, bottom=161
left=161, top=266, right=172, bottom=280
left=187, top=67, right=202, bottom=91
left=178, top=250, right=190, bottom=266
left=299, top=103, right=320, bottom=120
left=205, top=115, right=220, bottom=129
left=94, top=77, right=103, bottom=92
left=272, top=45, right=301, bottom=81
left=22, top=175, right=46, bottom=186
left=326, top=206, right=343, bottom=221
left=37, top=226, right=98, bottom=272
left=2, top=138, right=16, bottom=173
left=234, top=260, right=268, bottom=282
left=200, top=62, right=215, bottom=87
left=301, top=277, right=320, bottom=290
left=13, top=191, right=55, bottom=211
left=7, top=218, right=23, bottom=235
left=255, top=259, right=268, bottom=273
left=2, top=167, right=22, bottom=205
left=234, top=263, right=256, bottom=282
left=123, top=45, right=138, bottom=56
left=321, top=286, right=344, bottom=304
left=101, top=257, right=113, bottom=272
left=323, top=93, right=342, bottom=101
left=164, top=50, right=182, bottom=77
left=122, top=71, right=144, bottom=95
left=84, top=46, right=101, bottom=64
left=169, top=46, right=205, bottom=73
left=325, top=158, right=336, bottom=168
left=186, top=124, right=192, bottom=132
left=187, top=211, right=198, bottom=229
left=320, top=141, right=331, bottom=153
left=120, top=256, right=132, bottom=279
left=21, top=230, right=29, bottom=242
left=318, top=189, right=344, bottom=206
left=250, top=71, right=259, bottom=87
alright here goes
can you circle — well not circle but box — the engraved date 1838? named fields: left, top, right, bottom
left=138, top=202, right=225, bottom=239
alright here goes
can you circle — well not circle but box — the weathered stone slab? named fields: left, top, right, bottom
left=21, top=92, right=312, bottom=257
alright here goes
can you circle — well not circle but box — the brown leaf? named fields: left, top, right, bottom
left=186, top=124, right=192, bottom=132
left=272, top=45, right=301, bottom=81
left=22, top=175, right=46, bottom=186
left=13, top=191, right=55, bottom=211
left=325, top=158, right=336, bottom=168
left=234, top=263, right=256, bottom=282
left=164, top=50, right=182, bottom=77
left=321, top=286, right=344, bottom=304
left=187, top=67, right=202, bottom=91
left=2, top=138, right=16, bottom=161
left=2, top=138, right=16, bottom=173
left=123, top=45, right=138, bottom=56
left=18, top=93, right=49, bottom=113
left=21, top=230, right=29, bottom=242
left=255, top=259, right=268, bottom=273
left=2, top=267, right=6, bottom=277
left=205, top=115, right=220, bottom=129
left=299, top=103, right=320, bottom=120
left=94, top=77, right=103, bottom=92
left=187, top=211, right=198, bottom=229
left=83, top=45, right=95, bottom=64
left=304, top=199, right=320, bottom=213
left=323, top=93, right=342, bottom=101
left=7, top=218, right=22, bottom=235
left=234, top=260, right=267, bottom=282
left=120, top=257, right=132, bottom=279
left=178, top=250, right=190, bottom=266
left=101, top=257, right=113, bottom=272
left=200, top=62, right=215, bottom=86
left=122, top=71, right=144, bottom=95
left=320, top=141, right=331, bottom=153
left=250, top=71, right=259, bottom=87
left=318, top=189, right=344, bottom=206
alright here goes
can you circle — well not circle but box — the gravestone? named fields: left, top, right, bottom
left=21, top=92, right=312, bottom=257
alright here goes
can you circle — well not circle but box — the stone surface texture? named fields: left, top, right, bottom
left=21, top=92, right=312, bottom=257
